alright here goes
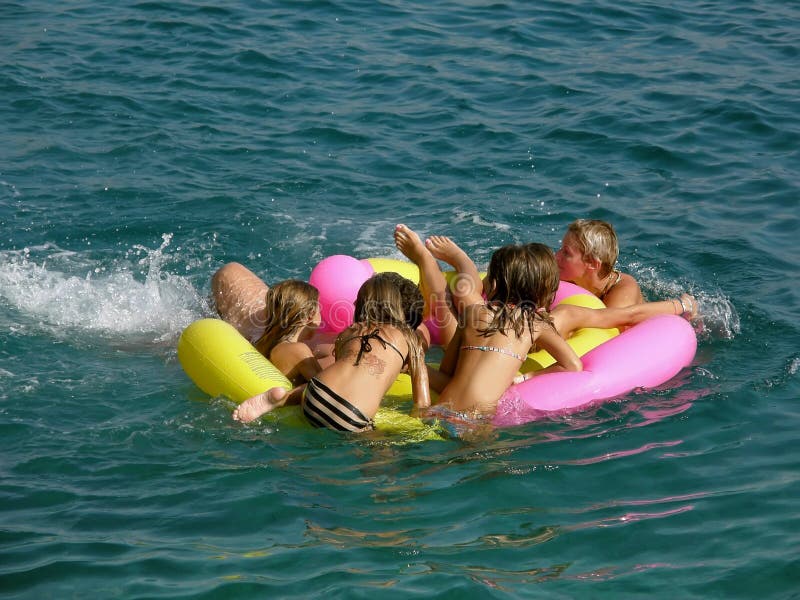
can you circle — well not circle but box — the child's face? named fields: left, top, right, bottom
left=555, top=233, right=587, bottom=281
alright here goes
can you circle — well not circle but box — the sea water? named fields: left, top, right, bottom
left=1, top=1, right=798, bottom=597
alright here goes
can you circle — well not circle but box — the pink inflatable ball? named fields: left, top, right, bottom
left=309, top=255, right=375, bottom=334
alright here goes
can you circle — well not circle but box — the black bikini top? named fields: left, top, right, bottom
left=339, top=328, right=407, bottom=366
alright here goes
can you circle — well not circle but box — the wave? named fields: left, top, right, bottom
left=0, top=234, right=212, bottom=346
left=632, top=264, right=739, bottom=340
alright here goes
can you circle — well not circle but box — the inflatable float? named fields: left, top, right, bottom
left=177, top=317, right=446, bottom=441
left=494, top=314, right=696, bottom=426
left=178, top=254, right=696, bottom=432
left=311, top=255, right=697, bottom=424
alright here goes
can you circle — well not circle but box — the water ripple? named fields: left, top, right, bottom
left=1, top=1, right=799, bottom=597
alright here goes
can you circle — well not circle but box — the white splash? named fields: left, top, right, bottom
left=789, top=357, right=799, bottom=376
left=453, top=209, right=512, bottom=232
left=632, top=265, right=740, bottom=340
left=0, top=234, right=212, bottom=345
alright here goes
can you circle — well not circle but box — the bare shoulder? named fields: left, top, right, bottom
left=379, top=324, right=411, bottom=351
left=604, top=273, right=643, bottom=308
left=273, top=340, right=314, bottom=359
left=549, top=303, right=582, bottom=335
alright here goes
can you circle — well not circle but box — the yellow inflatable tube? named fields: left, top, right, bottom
left=178, top=318, right=292, bottom=403
left=178, top=318, right=444, bottom=441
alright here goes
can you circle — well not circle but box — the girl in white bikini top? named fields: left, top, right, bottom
left=429, top=241, right=582, bottom=415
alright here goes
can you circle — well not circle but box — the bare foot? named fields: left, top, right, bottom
left=232, top=387, right=288, bottom=423
left=425, top=235, right=470, bottom=267
left=394, top=224, right=431, bottom=265
left=426, top=236, right=482, bottom=305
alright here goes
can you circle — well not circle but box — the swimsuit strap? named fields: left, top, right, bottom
left=341, top=329, right=407, bottom=366
left=460, top=345, right=526, bottom=362
left=599, top=270, right=621, bottom=299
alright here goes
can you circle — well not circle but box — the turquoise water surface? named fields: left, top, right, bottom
left=2, top=1, right=799, bottom=598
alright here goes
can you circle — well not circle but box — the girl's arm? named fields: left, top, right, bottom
left=426, top=365, right=451, bottom=395
left=438, top=323, right=463, bottom=376
left=426, top=324, right=462, bottom=393
left=554, top=294, right=697, bottom=339
left=271, top=342, right=323, bottom=383
left=409, top=345, right=431, bottom=409
left=519, top=324, right=582, bottom=379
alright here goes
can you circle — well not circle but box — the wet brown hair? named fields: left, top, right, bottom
left=478, top=243, right=559, bottom=338
left=353, top=272, right=424, bottom=330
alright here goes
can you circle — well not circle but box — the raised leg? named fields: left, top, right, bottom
left=394, top=224, right=457, bottom=346
left=425, top=236, right=483, bottom=314
left=211, top=262, right=268, bottom=343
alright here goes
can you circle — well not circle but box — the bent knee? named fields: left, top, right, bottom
left=212, top=262, right=247, bottom=289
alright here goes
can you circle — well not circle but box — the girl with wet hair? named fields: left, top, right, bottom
left=555, top=219, right=644, bottom=308
left=424, top=237, right=582, bottom=416
left=234, top=273, right=430, bottom=432
left=251, top=280, right=323, bottom=386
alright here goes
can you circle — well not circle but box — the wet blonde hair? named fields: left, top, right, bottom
left=479, top=243, right=559, bottom=338
left=254, top=280, right=319, bottom=357
left=566, top=219, right=619, bottom=278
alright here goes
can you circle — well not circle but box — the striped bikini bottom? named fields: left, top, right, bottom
left=302, top=377, right=375, bottom=433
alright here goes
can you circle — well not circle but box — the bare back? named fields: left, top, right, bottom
left=438, top=304, right=536, bottom=414
left=314, top=323, right=412, bottom=420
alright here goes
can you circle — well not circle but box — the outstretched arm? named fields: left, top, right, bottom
left=553, top=294, right=697, bottom=339
left=515, top=324, right=582, bottom=382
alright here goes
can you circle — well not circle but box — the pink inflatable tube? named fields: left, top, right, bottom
left=493, top=315, right=697, bottom=426
left=309, top=255, right=697, bottom=426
